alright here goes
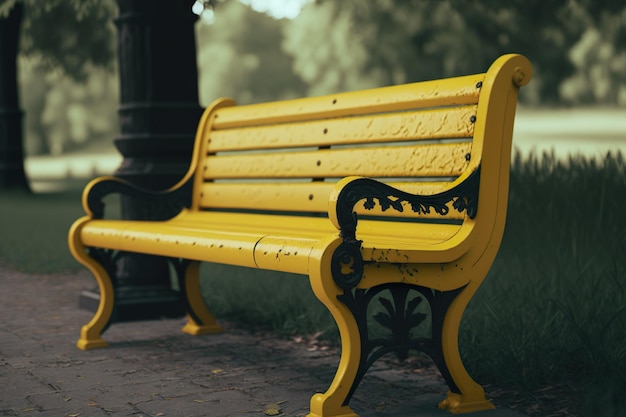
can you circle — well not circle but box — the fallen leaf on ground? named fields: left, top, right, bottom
left=264, top=401, right=286, bottom=416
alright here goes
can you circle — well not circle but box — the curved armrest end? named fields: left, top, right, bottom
left=328, top=176, right=364, bottom=238
left=81, top=176, right=121, bottom=218
left=82, top=176, right=192, bottom=220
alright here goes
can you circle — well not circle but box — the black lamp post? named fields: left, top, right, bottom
left=79, top=0, right=203, bottom=320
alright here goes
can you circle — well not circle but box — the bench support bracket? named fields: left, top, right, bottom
left=337, top=283, right=464, bottom=405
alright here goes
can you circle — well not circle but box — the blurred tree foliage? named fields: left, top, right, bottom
left=6, top=0, right=307, bottom=156
left=18, top=58, right=118, bottom=156
left=1, top=0, right=118, bottom=155
left=195, top=0, right=307, bottom=106
left=4, top=0, right=626, bottom=157
left=1, top=0, right=117, bottom=80
left=283, top=0, right=626, bottom=106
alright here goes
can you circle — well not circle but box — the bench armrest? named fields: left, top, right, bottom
left=327, top=169, right=480, bottom=290
left=330, top=167, right=480, bottom=240
left=82, top=176, right=192, bottom=220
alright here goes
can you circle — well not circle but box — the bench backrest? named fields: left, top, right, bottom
left=183, top=54, right=531, bottom=238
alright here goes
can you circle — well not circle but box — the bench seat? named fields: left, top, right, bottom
left=79, top=210, right=464, bottom=272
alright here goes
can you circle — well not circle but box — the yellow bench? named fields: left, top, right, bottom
left=68, top=54, right=531, bottom=416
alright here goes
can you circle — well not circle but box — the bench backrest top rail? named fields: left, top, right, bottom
left=210, top=74, right=482, bottom=129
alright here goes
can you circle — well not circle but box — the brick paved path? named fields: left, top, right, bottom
left=0, top=262, right=526, bottom=417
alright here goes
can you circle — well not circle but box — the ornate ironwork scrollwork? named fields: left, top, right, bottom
left=337, top=283, right=465, bottom=404
left=86, top=177, right=192, bottom=220
left=331, top=239, right=364, bottom=290
left=334, top=166, right=481, bottom=241
left=329, top=167, right=480, bottom=290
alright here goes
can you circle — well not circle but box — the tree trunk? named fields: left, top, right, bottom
left=0, top=2, right=30, bottom=192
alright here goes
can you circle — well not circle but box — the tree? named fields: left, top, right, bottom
left=283, top=1, right=530, bottom=96
left=557, top=1, right=626, bottom=105
left=0, top=0, right=116, bottom=191
left=0, top=0, right=116, bottom=79
left=0, top=2, right=27, bottom=190
left=196, top=0, right=307, bottom=105
left=283, top=0, right=626, bottom=106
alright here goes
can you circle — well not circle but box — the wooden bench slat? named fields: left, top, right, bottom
left=198, top=181, right=465, bottom=220
left=80, top=213, right=462, bottom=276
left=80, top=219, right=261, bottom=268
left=203, top=142, right=472, bottom=179
left=207, top=106, right=477, bottom=152
left=253, top=219, right=462, bottom=273
left=211, top=74, right=483, bottom=129
left=175, top=211, right=460, bottom=242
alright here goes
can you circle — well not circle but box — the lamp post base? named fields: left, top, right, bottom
left=82, top=0, right=202, bottom=322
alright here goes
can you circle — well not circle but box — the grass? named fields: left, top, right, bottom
left=1, top=150, right=625, bottom=414
left=0, top=191, right=121, bottom=272
left=0, top=190, right=86, bottom=272
left=464, top=150, right=626, bottom=414
left=199, top=265, right=335, bottom=337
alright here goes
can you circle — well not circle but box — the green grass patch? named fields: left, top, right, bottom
left=463, top=151, right=626, bottom=412
left=0, top=191, right=86, bottom=272
left=0, top=190, right=122, bottom=272
left=199, top=264, right=335, bottom=337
